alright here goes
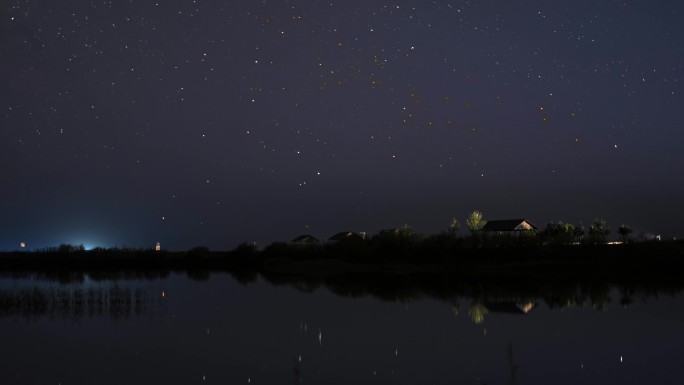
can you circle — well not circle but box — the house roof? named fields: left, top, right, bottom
left=329, top=231, right=365, bottom=241
left=481, top=219, right=537, bottom=232
left=291, top=234, right=319, bottom=243
left=377, top=228, right=401, bottom=236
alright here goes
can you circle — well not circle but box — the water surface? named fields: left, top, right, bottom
left=0, top=272, right=682, bottom=384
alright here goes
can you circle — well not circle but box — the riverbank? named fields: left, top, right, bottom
left=1, top=240, right=682, bottom=275
left=2, top=241, right=684, bottom=314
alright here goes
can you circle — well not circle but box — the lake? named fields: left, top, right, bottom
left=0, top=271, right=682, bottom=384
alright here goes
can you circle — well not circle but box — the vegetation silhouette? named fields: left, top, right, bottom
left=589, top=218, right=611, bottom=244
left=2, top=269, right=684, bottom=325
left=2, top=234, right=683, bottom=274
left=541, top=221, right=576, bottom=245
left=2, top=239, right=684, bottom=325
left=255, top=265, right=684, bottom=325
left=1, top=213, right=682, bottom=306
left=618, top=224, right=633, bottom=243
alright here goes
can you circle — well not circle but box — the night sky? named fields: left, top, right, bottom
left=2, top=1, right=683, bottom=250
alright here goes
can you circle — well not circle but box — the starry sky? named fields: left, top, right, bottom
left=2, top=0, right=683, bottom=250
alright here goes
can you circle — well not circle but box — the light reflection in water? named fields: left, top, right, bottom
left=0, top=285, right=166, bottom=321
left=0, top=272, right=682, bottom=384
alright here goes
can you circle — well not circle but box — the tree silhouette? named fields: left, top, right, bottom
left=589, top=218, right=610, bottom=244
left=58, top=244, right=85, bottom=253
left=449, top=217, right=460, bottom=235
left=398, top=223, right=414, bottom=237
left=542, top=221, right=575, bottom=245
left=618, top=224, right=633, bottom=243
left=573, top=222, right=585, bottom=244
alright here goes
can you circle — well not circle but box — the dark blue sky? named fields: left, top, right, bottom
left=2, top=1, right=683, bottom=250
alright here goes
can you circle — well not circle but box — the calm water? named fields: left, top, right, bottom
left=0, top=272, right=683, bottom=384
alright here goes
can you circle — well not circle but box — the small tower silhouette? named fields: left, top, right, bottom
left=155, top=242, right=161, bottom=251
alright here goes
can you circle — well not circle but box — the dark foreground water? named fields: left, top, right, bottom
left=0, top=272, right=683, bottom=384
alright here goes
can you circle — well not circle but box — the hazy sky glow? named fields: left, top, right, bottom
left=2, top=1, right=683, bottom=250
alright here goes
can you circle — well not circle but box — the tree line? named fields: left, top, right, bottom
left=447, top=210, right=636, bottom=245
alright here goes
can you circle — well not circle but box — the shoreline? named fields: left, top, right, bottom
left=2, top=243, right=684, bottom=311
left=0, top=240, right=682, bottom=276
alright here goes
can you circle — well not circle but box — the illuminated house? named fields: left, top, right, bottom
left=481, top=219, right=537, bottom=234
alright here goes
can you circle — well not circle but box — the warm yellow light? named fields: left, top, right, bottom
left=155, top=242, right=161, bottom=251
left=19, top=242, right=26, bottom=248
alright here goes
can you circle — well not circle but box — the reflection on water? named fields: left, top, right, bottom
left=0, top=269, right=682, bottom=326
left=0, top=270, right=683, bottom=384
left=0, top=285, right=165, bottom=321
left=0, top=279, right=667, bottom=326
left=467, top=302, right=536, bottom=324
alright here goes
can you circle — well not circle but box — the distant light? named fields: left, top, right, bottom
left=155, top=242, right=161, bottom=251
left=19, top=242, right=26, bottom=248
